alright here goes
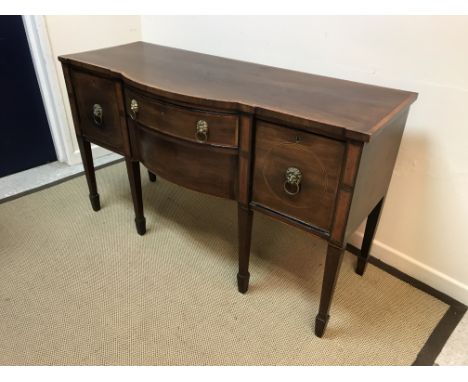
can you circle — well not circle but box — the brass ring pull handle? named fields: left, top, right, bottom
left=92, top=104, right=103, bottom=126
left=283, top=167, right=302, bottom=196
left=129, top=99, right=139, bottom=120
left=196, top=120, right=208, bottom=143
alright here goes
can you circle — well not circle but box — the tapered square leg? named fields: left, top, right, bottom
left=356, top=198, right=384, bottom=276
left=125, top=159, right=146, bottom=235
left=237, top=204, right=253, bottom=293
left=76, top=135, right=100, bottom=211
left=148, top=171, right=157, bottom=182
left=315, top=244, right=345, bottom=337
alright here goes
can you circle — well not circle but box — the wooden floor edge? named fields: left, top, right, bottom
left=412, top=304, right=467, bottom=366
left=346, top=243, right=467, bottom=366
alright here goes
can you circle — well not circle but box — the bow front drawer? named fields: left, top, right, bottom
left=124, top=88, right=239, bottom=148
left=252, top=121, right=345, bottom=233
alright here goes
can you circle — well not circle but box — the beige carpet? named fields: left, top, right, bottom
left=0, top=162, right=447, bottom=365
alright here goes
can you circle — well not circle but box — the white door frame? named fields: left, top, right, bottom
left=22, top=15, right=114, bottom=165
left=22, top=15, right=76, bottom=164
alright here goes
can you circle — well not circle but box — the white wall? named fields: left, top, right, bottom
left=44, top=16, right=141, bottom=164
left=141, top=16, right=468, bottom=304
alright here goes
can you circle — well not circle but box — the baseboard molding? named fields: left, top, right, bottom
left=69, top=146, right=114, bottom=165
left=349, top=232, right=468, bottom=306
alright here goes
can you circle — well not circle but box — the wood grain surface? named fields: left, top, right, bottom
left=59, top=42, right=417, bottom=142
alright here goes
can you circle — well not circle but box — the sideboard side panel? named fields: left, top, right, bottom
left=345, top=109, right=410, bottom=240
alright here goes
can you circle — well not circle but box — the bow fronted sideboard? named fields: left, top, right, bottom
left=59, top=42, right=417, bottom=337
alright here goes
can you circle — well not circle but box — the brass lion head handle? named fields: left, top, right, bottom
left=283, top=167, right=302, bottom=196
left=92, top=104, right=103, bottom=126
left=196, top=120, right=208, bottom=143
left=129, top=99, right=139, bottom=120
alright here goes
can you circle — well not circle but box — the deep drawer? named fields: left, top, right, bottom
left=124, top=88, right=238, bottom=148
left=131, top=123, right=238, bottom=200
left=71, top=69, right=127, bottom=153
left=252, top=121, right=345, bottom=232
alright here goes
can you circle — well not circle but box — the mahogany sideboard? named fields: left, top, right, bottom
left=59, top=42, right=417, bottom=337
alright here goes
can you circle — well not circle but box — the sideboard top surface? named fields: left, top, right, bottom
left=59, top=41, right=417, bottom=142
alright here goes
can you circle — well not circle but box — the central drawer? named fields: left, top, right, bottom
left=252, top=121, right=345, bottom=232
left=124, top=88, right=239, bottom=148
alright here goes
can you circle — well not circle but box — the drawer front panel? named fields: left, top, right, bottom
left=252, top=121, right=345, bottom=231
left=125, top=89, right=238, bottom=148
left=72, top=70, right=126, bottom=152
left=132, top=123, right=238, bottom=200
